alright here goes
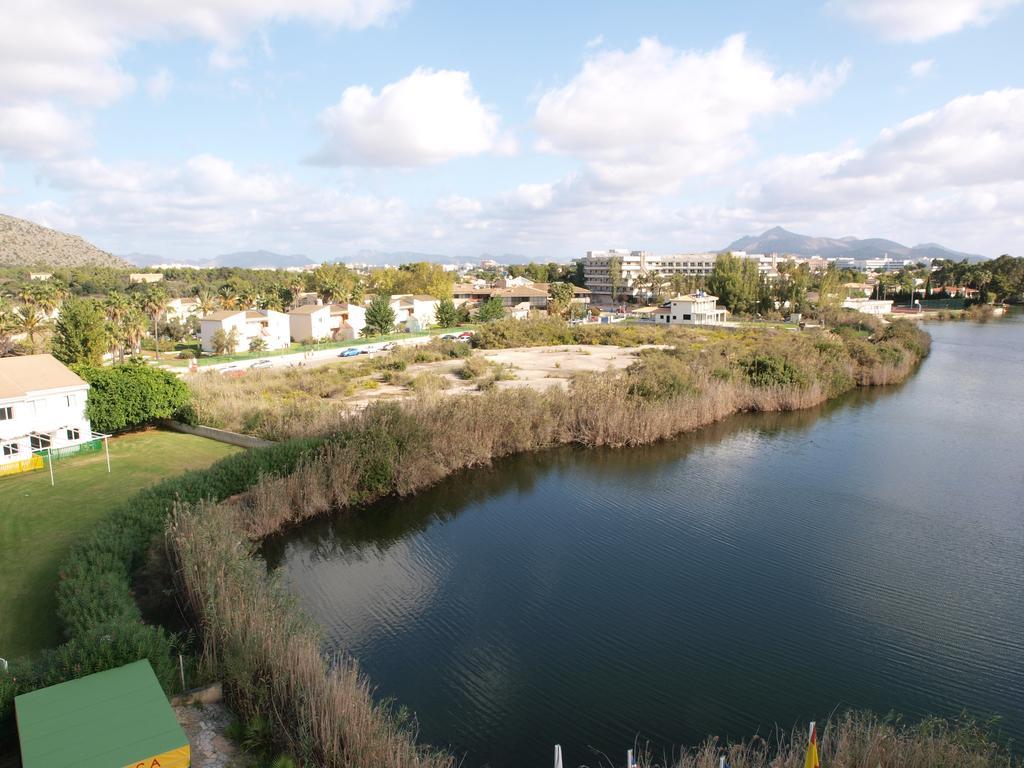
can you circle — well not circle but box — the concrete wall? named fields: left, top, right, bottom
left=162, top=420, right=275, bottom=448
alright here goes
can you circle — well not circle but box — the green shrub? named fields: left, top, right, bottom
left=72, top=360, right=192, bottom=432
left=740, top=354, right=809, bottom=388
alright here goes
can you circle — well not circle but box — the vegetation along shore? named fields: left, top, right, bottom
left=4, top=315, right=1018, bottom=767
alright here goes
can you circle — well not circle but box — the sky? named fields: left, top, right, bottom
left=1, top=0, right=1022, bottom=261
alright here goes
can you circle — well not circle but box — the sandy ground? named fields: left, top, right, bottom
left=175, top=699, right=242, bottom=768
left=343, top=344, right=653, bottom=409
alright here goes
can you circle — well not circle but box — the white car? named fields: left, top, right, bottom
left=249, top=359, right=273, bottom=370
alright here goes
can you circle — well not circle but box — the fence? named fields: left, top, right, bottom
left=35, top=438, right=104, bottom=463
left=0, top=454, right=45, bottom=478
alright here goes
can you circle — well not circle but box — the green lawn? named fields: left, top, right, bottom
left=0, top=430, right=240, bottom=659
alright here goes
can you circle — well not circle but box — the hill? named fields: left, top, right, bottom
left=0, top=213, right=128, bottom=269
left=127, top=250, right=312, bottom=269
left=725, top=227, right=985, bottom=262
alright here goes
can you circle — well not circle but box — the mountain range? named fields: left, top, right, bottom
left=725, top=227, right=985, bottom=262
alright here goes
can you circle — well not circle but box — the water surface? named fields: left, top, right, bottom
left=265, top=316, right=1024, bottom=767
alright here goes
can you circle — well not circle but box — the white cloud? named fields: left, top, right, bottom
left=0, top=0, right=406, bottom=156
left=737, top=88, right=1024, bottom=253
left=829, top=0, right=1021, bottom=42
left=146, top=68, right=174, bottom=101
left=311, top=68, right=503, bottom=166
left=909, top=59, right=934, bottom=78
left=585, top=34, right=604, bottom=48
left=533, top=35, right=848, bottom=191
left=209, top=48, right=248, bottom=71
left=0, top=102, right=84, bottom=159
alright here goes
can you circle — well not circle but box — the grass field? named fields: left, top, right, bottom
left=0, top=430, right=240, bottom=659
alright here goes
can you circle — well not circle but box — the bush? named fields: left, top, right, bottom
left=740, top=354, right=809, bottom=389
left=176, top=349, right=196, bottom=360
left=72, top=360, right=193, bottom=432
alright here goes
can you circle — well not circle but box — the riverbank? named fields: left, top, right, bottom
left=161, top=317, right=938, bottom=767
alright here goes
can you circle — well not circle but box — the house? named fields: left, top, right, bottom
left=289, top=303, right=366, bottom=342
left=389, top=295, right=440, bottom=331
left=199, top=309, right=290, bottom=353
left=129, top=273, right=164, bottom=284
left=657, top=292, right=728, bottom=325
left=842, top=298, right=893, bottom=316
left=0, top=354, right=93, bottom=470
left=164, top=298, right=199, bottom=323
left=291, top=291, right=322, bottom=308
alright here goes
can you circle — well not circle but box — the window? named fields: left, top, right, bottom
left=2, top=442, right=18, bottom=457
left=30, top=433, right=51, bottom=450
left=65, top=394, right=76, bottom=408
left=0, top=406, right=11, bottom=420
left=66, top=428, right=80, bottom=441
left=683, top=314, right=692, bottom=320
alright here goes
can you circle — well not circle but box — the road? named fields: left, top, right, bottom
left=191, top=331, right=470, bottom=374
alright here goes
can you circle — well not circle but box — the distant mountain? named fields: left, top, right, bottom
left=127, top=250, right=313, bottom=269
left=725, top=227, right=986, bottom=262
left=0, top=213, right=128, bottom=269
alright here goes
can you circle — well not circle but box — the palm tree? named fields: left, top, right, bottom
left=218, top=285, right=240, bottom=310
left=195, top=289, right=220, bottom=316
left=141, top=287, right=170, bottom=359
left=0, top=300, right=17, bottom=356
left=104, top=292, right=133, bottom=361
left=16, top=305, right=46, bottom=352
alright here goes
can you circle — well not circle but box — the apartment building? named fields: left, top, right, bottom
left=199, top=309, right=290, bottom=353
left=0, top=355, right=93, bottom=469
left=288, top=303, right=366, bottom=342
left=581, top=250, right=720, bottom=302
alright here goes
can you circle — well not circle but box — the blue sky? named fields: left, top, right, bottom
left=1, top=0, right=1022, bottom=261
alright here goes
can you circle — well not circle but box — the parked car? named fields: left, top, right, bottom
left=249, top=359, right=273, bottom=370
left=441, top=334, right=458, bottom=340
left=457, top=331, right=474, bottom=339
left=338, top=348, right=361, bottom=357
left=380, top=342, right=398, bottom=351
left=219, top=363, right=245, bottom=377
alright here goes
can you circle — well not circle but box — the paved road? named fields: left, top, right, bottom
left=190, top=332, right=469, bottom=374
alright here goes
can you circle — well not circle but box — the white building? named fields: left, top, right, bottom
left=655, top=292, right=728, bottom=325
left=842, top=298, right=893, bottom=316
left=288, top=303, right=366, bottom=342
left=1, top=355, right=93, bottom=470
left=163, top=298, right=199, bottom=323
left=581, top=250, right=721, bottom=301
left=390, top=295, right=440, bottom=331
left=199, top=309, right=290, bottom=353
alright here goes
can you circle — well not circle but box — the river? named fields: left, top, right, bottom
left=263, top=315, right=1024, bottom=767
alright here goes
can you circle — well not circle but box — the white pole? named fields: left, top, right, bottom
left=178, top=654, right=186, bottom=691
left=104, top=435, right=111, bottom=473
left=47, top=446, right=54, bottom=486
left=627, top=748, right=633, bottom=768
left=553, top=744, right=563, bottom=768
left=719, top=757, right=726, bottom=768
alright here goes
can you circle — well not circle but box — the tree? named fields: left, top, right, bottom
left=140, top=286, right=170, bottom=360
left=16, top=305, right=47, bottom=352
left=72, top=361, right=191, bottom=432
left=249, top=337, right=267, bottom=353
left=476, top=297, right=506, bottom=322
left=547, top=282, right=575, bottom=318
left=0, top=300, right=17, bottom=356
left=195, top=289, right=220, bottom=316
left=52, top=297, right=108, bottom=366
left=211, top=329, right=230, bottom=355
left=435, top=297, right=460, bottom=328
left=608, top=254, right=623, bottom=303
left=364, top=294, right=397, bottom=336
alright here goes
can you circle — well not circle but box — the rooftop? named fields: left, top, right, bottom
left=0, top=354, right=87, bottom=400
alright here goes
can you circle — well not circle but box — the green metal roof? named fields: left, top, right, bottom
left=15, top=660, right=189, bottom=768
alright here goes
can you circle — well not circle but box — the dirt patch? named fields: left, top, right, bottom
left=175, top=699, right=243, bottom=768
left=480, top=344, right=652, bottom=391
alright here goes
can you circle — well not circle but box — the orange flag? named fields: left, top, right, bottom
left=804, top=721, right=820, bottom=768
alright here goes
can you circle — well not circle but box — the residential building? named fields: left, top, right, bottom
left=0, top=354, right=93, bottom=469
left=656, top=292, right=728, bottom=325
left=164, top=298, right=199, bottom=323
left=291, top=291, right=322, bottom=308
left=289, top=303, right=366, bottom=342
left=129, top=273, right=164, bottom=284
left=391, top=295, right=440, bottom=331
left=199, top=309, right=290, bottom=353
